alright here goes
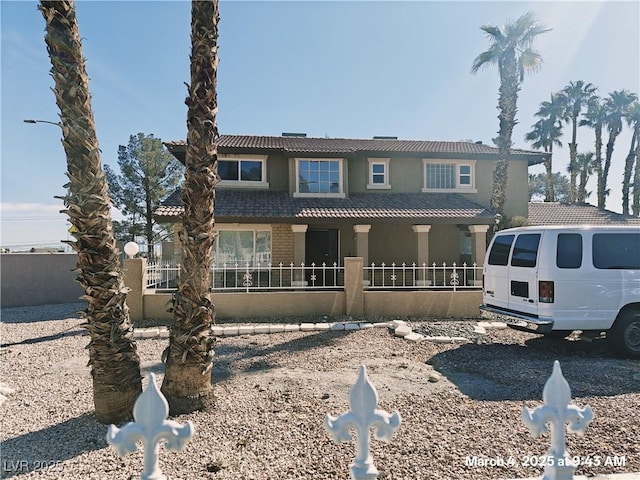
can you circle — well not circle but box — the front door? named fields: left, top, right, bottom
left=305, top=229, right=339, bottom=286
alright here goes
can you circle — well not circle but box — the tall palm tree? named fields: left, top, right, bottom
left=558, top=81, right=597, bottom=203
left=575, top=152, right=595, bottom=203
left=161, top=0, right=219, bottom=415
left=525, top=93, right=564, bottom=201
left=622, top=100, right=640, bottom=215
left=602, top=90, right=637, bottom=209
left=39, top=0, right=142, bottom=423
left=580, top=96, right=608, bottom=209
left=471, top=11, right=550, bottom=219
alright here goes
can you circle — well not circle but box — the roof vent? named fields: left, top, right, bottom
left=282, top=132, right=307, bottom=138
left=475, top=141, right=483, bottom=145
left=373, top=136, right=398, bottom=140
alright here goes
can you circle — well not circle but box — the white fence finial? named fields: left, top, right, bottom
left=522, top=360, right=593, bottom=480
left=106, top=373, right=194, bottom=480
left=325, top=364, right=401, bottom=480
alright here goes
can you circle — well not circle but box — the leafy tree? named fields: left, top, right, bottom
left=104, top=133, right=183, bottom=257
left=558, top=81, right=597, bottom=203
left=161, top=0, right=219, bottom=415
left=471, top=12, right=550, bottom=218
left=39, top=0, right=141, bottom=423
left=529, top=172, right=570, bottom=202
left=580, top=95, right=607, bottom=209
left=623, top=101, right=640, bottom=215
left=525, top=93, right=564, bottom=201
left=602, top=89, right=637, bottom=209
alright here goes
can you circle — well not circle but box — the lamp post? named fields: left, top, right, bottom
left=23, top=118, right=62, bottom=127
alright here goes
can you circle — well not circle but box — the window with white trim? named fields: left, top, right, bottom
left=367, top=158, right=390, bottom=189
left=295, top=158, right=345, bottom=197
left=422, top=160, right=476, bottom=192
left=218, top=155, right=268, bottom=187
left=213, top=228, right=271, bottom=266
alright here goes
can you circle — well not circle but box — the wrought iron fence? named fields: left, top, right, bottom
left=365, top=262, right=482, bottom=291
left=146, top=261, right=344, bottom=291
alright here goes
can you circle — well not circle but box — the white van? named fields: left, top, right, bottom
left=480, top=225, right=640, bottom=358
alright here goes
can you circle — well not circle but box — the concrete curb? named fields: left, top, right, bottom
left=133, top=319, right=509, bottom=344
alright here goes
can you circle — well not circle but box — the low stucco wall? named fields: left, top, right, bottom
left=143, top=290, right=347, bottom=321
left=364, top=290, right=482, bottom=318
left=1, top=253, right=83, bottom=308
left=141, top=289, right=480, bottom=322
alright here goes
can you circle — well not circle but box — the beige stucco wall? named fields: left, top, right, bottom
left=364, top=290, right=481, bottom=318
left=143, top=290, right=347, bottom=321
left=1, top=253, right=83, bottom=307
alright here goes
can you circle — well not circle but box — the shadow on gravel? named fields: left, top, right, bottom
left=0, top=413, right=106, bottom=479
left=213, top=330, right=345, bottom=383
left=1, top=329, right=85, bottom=348
left=428, top=336, right=640, bottom=401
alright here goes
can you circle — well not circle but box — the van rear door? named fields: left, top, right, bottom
left=483, top=234, right=515, bottom=311
left=507, top=233, right=542, bottom=317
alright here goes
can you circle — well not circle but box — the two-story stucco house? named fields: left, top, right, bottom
left=154, top=134, right=547, bottom=285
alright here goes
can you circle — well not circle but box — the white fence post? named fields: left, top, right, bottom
left=325, top=365, right=401, bottom=480
left=106, top=373, right=194, bottom=480
left=522, top=360, right=593, bottom=480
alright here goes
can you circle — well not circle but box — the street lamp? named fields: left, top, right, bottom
left=23, top=119, right=62, bottom=127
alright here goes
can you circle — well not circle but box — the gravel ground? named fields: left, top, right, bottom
left=1, top=303, right=639, bottom=480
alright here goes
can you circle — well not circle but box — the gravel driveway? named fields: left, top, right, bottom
left=1, top=304, right=639, bottom=479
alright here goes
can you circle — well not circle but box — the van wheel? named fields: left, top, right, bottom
left=607, top=310, right=640, bottom=358
left=543, top=330, right=572, bottom=339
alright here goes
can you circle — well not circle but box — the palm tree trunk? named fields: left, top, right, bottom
left=595, top=126, right=605, bottom=209
left=602, top=132, right=618, bottom=209
left=633, top=135, right=640, bottom=216
left=39, top=0, right=142, bottom=424
left=622, top=127, right=638, bottom=215
left=491, top=55, right=519, bottom=218
left=161, top=0, right=219, bottom=415
left=545, top=146, right=555, bottom=202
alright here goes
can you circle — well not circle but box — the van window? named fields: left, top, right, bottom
left=488, top=235, right=515, bottom=266
left=557, top=233, right=582, bottom=268
left=593, top=233, right=640, bottom=269
left=511, top=234, right=541, bottom=267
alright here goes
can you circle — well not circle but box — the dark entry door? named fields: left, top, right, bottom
left=305, top=229, right=339, bottom=286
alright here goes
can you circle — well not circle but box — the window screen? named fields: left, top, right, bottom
left=557, top=233, right=582, bottom=268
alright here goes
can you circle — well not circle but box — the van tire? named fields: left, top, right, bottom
left=607, top=310, right=640, bottom=359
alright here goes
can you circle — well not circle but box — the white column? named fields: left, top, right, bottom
left=291, top=224, right=308, bottom=287
left=412, top=225, right=431, bottom=286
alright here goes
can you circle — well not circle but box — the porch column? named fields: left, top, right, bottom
left=291, top=224, right=308, bottom=286
left=354, top=224, right=371, bottom=284
left=468, top=225, right=490, bottom=266
left=412, top=225, right=431, bottom=286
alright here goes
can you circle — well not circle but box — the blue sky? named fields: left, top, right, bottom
left=1, top=0, right=638, bottom=250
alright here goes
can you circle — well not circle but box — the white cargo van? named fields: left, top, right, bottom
left=480, top=225, right=640, bottom=358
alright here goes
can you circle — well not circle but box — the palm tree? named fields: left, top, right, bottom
left=575, top=152, right=595, bottom=203
left=558, top=81, right=597, bottom=203
left=622, top=101, right=640, bottom=215
left=471, top=11, right=550, bottom=219
left=525, top=93, right=564, bottom=201
left=39, top=0, right=142, bottom=423
left=160, top=0, right=219, bottom=415
left=580, top=96, right=608, bottom=208
left=602, top=89, right=638, bottom=209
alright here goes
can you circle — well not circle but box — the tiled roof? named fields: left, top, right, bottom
left=155, top=189, right=495, bottom=221
left=165, top=135, right=548, bottom=165
left=528, top=202, right=640, bottom=225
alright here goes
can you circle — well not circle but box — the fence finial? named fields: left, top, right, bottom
left=522, top=360, right=593, bottom=480
left=106, top=373, right=194, bottom=480
left=325, top=364, right=401, bottom=480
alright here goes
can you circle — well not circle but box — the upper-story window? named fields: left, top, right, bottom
left=422, top=160, right=476, bottom=192
left=367, top=158, right=390, bottom=189
left=218, top=155, right=268, bottom=188
left=294, top=158, right=345, bottom=197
